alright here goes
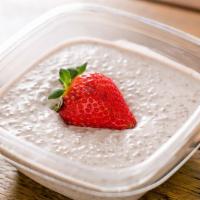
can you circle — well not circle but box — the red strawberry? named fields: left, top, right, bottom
left=48, top=63, right=136, bottom=130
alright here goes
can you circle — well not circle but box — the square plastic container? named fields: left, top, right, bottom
left=0, top=3, right=200, bottom=200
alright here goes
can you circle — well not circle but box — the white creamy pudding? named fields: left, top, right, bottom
left=0, top=38, right=199, bottom=168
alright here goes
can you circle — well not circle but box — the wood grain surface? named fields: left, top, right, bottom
left=0, top=0, right=200, bottom=200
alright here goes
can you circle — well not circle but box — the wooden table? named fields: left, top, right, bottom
left=0, top=0, right=200, bottom=199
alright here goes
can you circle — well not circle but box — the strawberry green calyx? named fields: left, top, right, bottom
left=48, top=62, right=87, bottom=111
left=48, top=89, right=65, bottom=99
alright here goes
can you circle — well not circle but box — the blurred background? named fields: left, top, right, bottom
left=0, top=0, right=200, bottom=45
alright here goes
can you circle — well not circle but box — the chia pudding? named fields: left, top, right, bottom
left=0, top=38, right=200, bottom=168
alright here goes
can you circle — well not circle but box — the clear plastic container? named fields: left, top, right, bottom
left=0, top=3, right=200, bottom=200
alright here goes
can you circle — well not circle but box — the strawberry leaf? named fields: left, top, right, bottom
left=59, top=69, right=71, bottom=88
left=76, top=63, right=87, bottom=75
left=58, top=78, right=63, bottom=85
left=48, top=89, right=64, bottom=99
left=68, top=68, right=78, bottom=79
